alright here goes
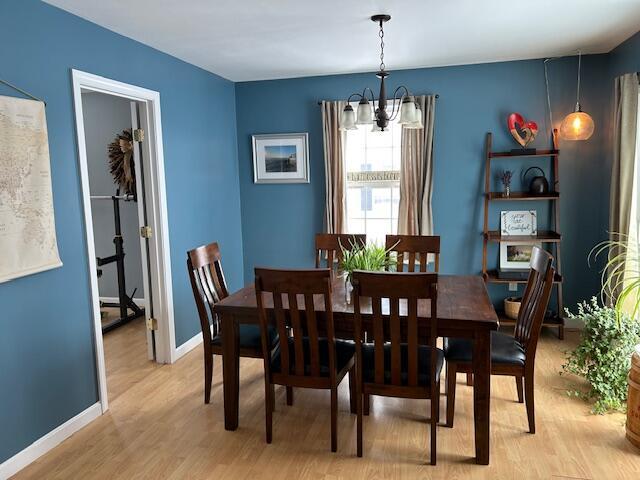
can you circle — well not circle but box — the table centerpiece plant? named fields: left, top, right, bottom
left=339, top=238, right=398, bottom=302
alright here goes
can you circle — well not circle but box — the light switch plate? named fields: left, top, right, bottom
left=508, top=282, right=518, bottom=291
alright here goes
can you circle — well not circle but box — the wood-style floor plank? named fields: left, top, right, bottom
left=12, top=325, right=640, bottom=479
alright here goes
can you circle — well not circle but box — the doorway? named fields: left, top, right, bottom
left=72, top=70, right=176, bottom=413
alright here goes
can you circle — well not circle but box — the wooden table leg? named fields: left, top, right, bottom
left=222, top=313, right=240, bottom=431
left=473, top=329, right=491, bottom=465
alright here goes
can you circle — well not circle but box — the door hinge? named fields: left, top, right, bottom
left=133, top=128, right=145, bottom=142
left=140, top=226, right=152, bottom=238
left=146, top=317, right=158, bottom=331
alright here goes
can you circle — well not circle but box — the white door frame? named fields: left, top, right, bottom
left=71, top=69, right=176, bottom=413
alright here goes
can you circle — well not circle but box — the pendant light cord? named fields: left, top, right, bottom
left=544, top=58, right=553, bottom=131
left=576, top=50, right=582, bottom=108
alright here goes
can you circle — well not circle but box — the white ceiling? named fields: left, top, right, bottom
left=45, top=0, right=640, bottom=82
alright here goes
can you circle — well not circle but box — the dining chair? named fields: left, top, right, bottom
left=444, top=246, right=555, bottom=433
left=385, top=234, right=441, bottom=272
left=361, top=234, right=441, bottom=416
left=315, top=233, right=366, bottom=269
left=351, top=270, right=443, bottom=464
left=255, top=267, right=356, bottom=452
left=187, top=242, right=279, bottom=404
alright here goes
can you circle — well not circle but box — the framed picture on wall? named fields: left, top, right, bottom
left=499, top=242, right=542, bottom=270
left=252, top=133, right=309, bottom=184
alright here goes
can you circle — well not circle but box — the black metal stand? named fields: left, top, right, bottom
left=96, top=190, right=145, bottom=333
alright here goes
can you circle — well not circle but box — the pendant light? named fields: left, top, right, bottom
left=339, top=15, right=422, bottom=132
left=559, top=51, right=594, bottom=140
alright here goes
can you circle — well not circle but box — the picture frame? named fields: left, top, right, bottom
left=499, top=241, right=542, bottom=270
left=500, top=210, right=537, bottom=236
left=252, top=133, right=309, bottom=184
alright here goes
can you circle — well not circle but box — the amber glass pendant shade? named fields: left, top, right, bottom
left=559, top=109, right=595, bottom=140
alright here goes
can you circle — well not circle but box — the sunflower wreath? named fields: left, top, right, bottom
left=107, top=129, right=136, bottom=197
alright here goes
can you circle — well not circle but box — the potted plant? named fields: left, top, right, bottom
left=339, top=239, right=394, bottom=302
left=562, top=234, right=640, bottom=448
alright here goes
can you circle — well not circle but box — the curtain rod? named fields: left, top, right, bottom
left=0, top=78, right=46, bottom=105
left=317, top=93, right=439, bottom=106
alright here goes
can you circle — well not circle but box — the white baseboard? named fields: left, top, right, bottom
left=0, top=402, right=101, bottom=479
left=174, top=332, right=203, bottom=361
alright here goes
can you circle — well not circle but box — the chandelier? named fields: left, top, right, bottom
left=340, top=15, right=423, bottom=132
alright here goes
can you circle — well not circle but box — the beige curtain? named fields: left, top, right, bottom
left=610, top=74, right=638, bottom=240
left=321, top=101, right=347, bottom=233
left=609, top=73, right=639, bottom=301
left=398, top=95, right=437, bottom=235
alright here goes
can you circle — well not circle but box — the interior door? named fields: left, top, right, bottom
left=130, top=101, right=155, bottom=360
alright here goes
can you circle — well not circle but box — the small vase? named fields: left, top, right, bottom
left=504, top=185, right=511, bottom=197
left=344, top=275, right=353, bottom=304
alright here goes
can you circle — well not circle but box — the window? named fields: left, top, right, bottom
left=345, top=104, right=401, bottom=245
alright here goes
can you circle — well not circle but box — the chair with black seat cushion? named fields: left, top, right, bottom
left=315, top=233, right=366, bottom=270
left=359, top=235, right=441, bottom=416
left=187, top=242, right=279, bottom=405
left=444, top=246, right=555, bottom=433
left=351, top=270, right=443, bottom=464
left=255, top=267, right=356, bottom=452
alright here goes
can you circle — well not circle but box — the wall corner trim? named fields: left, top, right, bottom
left=0, top=402, right=102, bottom=478
left=174, top=332, right=203, bottom=362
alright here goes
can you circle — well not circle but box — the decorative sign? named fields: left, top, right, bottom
left=0, top=96, right=62, bottom=282
left=252, top=133, right=309, bottom=184
left=501, top=210, right=537, bottom=236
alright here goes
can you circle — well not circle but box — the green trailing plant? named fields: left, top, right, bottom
left=589, top=233, right=640, bottom=321
left=339, top=238, right=395, bottom=281
left=562, top=297, right=640, bottom=414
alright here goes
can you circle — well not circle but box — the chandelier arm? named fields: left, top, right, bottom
left=346, top=93, right=364, bottom=104
left=389, top=85, right=411, bottom=120
left=362, top=87, right=376, bottom=104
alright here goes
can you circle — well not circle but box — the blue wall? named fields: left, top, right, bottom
left=235, top=56, right=611, bottom=310
left=609, top=30, right=640, bottom=79
left=0, top=0, right=243, bottom=463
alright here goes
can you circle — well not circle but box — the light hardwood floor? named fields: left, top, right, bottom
left=13, top=325, right=640, bottom=479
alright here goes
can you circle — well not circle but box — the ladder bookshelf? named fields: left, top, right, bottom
left=482, top=130, right=565, bottom=339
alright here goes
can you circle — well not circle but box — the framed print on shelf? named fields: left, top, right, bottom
left=500, top=242, right=542, bottom=270
left=500, top=210, right=537, bottom=236
left=252, top=133, right=309, bottom=184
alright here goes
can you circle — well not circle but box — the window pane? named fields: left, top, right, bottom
left=365, top=147, right=394, bottom=171
left=347, top=218, right=365, bottom=235
left=345, top=127, right=366, bottom=172
left=368, top=186, right=394, bottom=219
left=347, top=185, right=366, bottom=218
left=365, top=127, right=392, bottom=149
left=344, top=101, right=402, bottom=243
left=366, top=219, right=392, bottom=246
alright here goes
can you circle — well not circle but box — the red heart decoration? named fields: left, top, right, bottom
left=508, top=113, right=538, bottom=147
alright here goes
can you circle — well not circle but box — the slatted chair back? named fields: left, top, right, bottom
left=315, top=233, right=366, bottom=269
left=385, top=235, right=441, bottom=272
left=255, top=268, right=335, bottom=382
left=187, top=242, right=229, bottom=345
left=514, top=246, right=555, bottom=357
left=351, top=270, right=438, bottom=391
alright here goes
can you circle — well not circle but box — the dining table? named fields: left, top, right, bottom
left=213, top=274, right=499, bottom=465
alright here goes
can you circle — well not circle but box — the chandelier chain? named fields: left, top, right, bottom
left=379, top=21, right=385, bottom=72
